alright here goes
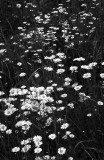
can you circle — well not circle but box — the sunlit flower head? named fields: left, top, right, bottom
left=68, top=157, right=74, bottom=160
left=67, top=103, right=74, bottom=109
left=87, top=113, right=92, bottom=117
left=69, top=66, right=78, bottom=72
left=74, top=85, right=83, bottom=91
left=57, top=87, right=64, bottom=91
left=35, top=156, right=43, bottom=160
left=6, top=129, right=12, bottom=134
left=44, top=66, right=53, bottom=71
left=100, top=73, right=104, bottom=78
left=0, top=123, right=7, bottom=131
left=57, top=52, right=66, bottom=59
left=34, top=147, right=42, bottom=154
left=81, top=65, right=92, bottom=70
left=64, top=77, right=72, bottom=82
left=82, top=73, right=91, bottom=78
left=48, top=133, right=56, bottom=140
left=21, top=144, right=31, bottom=152
left=58, top=147, right=66, bottom=155
left=56, top=69, right=65, bottom=74
left=53, top=58, right=62, bottom=63
left=11, top=147, right=20, bottom=152
left=16, top=4, right=21, bottom=8
left=97, top=101, right=103, bottom=105
left=21, top=138, right=31, bottom=145
left=61, top=123, right=69, bottom=129
left=73, top=57, right=85, bottom=61
left=56, top=100, right=63, bottom=104
left=17, top=62, right=22, bottom=66
left=89, top=62, right=97, bottom=67
left=34, top=72, right=40, bottom=78
left=69, top=134, right=75, bottom=138
left=60, top=93, right=67, bottom=98
left=4, top=108, right=18, bottom=116
left=33, top=135, right=43, bottom=147
left=19, top=72, right=26, bottom=77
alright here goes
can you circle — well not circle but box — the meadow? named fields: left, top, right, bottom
left=0, top=0, right=104, bottom=159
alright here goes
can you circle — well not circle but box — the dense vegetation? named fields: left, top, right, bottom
left=0, top=0, right=104, bottom=160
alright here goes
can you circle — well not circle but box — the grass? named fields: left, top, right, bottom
left=0, top=0, right=104, bottom=160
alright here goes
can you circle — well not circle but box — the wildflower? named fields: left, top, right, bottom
left=6, top=129, right=12, bottom=134
left=61, top=123, right=69, bottom=129
left=21, top=138, right=31, bottom=145
left=34, top=147, right=42, bottom=153
left=67, top=103, right=74, bottom=109
left=19, top=72, right=26, bottom=77
left=35, top=73, right=40, bottom=78
left=9, top=88, right=19, bottom=96
left=47, top=96, right=54, bottom=102
left=38, top=94, right=48, bottom=101
left=64, top=77, right=72, bottom=82
left=74, top=85, right=83, bottom=91
left=59, top=8, right=63, bottom=13
left=48, top=133, right=56, bottom=140
left=72, top=83, right=78, bottom=88
left=17, top=62, right=22, bottom=66
left=53, top=58, right=62, bottom=63
left=82, top=73, right=91, bottom=78
left=16, top=4, right=21, bottom=8
left=44, top=66, right=53, bottom=71
left=66, top=131, right=71, bottom=135
left=58, top=147, right=66, bottom=155
left=56, top=69, right=65, bottom=74
left=57, top=64, right=64, bottom=67
left=36, top=87, right=45, bottom=93
left=89, top=62, right=97, bottom=67
left=57, top=106, right=65, bottom=111
left=68, top=157, right=74, bottom=160
left=0, top=123, right=7, bottom=131
left=69, top=134, right=75, bottom=138
left=57, top=52, right=66, bottom=59
left=69, top=66, right=78, bottom=72
left=45, top=86, right=54, bottom=94
left=15, top=120, right=32, bottom=130
left=35, top=156, right=43, bottom=160
left=64, top=81, right=71, bottom=86
left=45, top=117, right=53, bottom=126
left=81, top=65, right=92, bottom=70
left=0, top=91, right=5, bottom=96
left=52, top=83, right=58, bottom=87
left=73, top=57, right=85, bottom=61
left=100, top=73, right=104, bottom=78
left=21, top=145, right=31, bottom=152
left=21, top=85, right=26, bottom=89
left=60, top=93, right=67, bottom=98
left=29, top=87, right=36, bottom=92
left=4, top=107, right=18, bottom=116
left=33, top=135, right=43, bottom=147
left=43, top=155, right=50, bottom=160
left=57, top=87, right=64, bottom=91
left=56, top=100, right=63, bottom=104
left=11, top=147, right=20, bottom=152
left=101, top=62, right=104, bottom=65
left=22, top=124, right=31, bottom=131
left=97, top=101, right=103, bottom=105
left=87, top=113, right=92, bottom=117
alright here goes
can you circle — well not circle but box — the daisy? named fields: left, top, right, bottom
left=58, top=147, right=66, bottom=155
